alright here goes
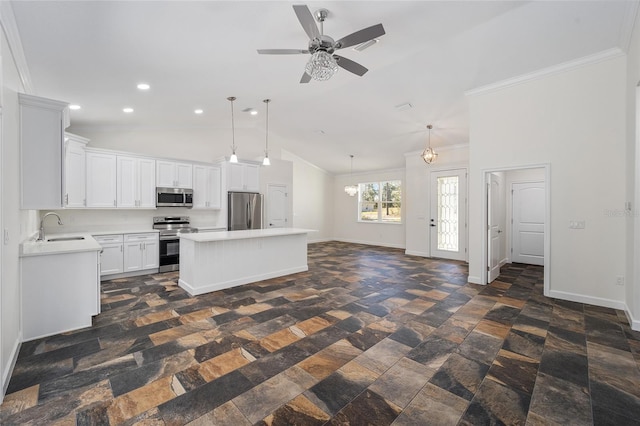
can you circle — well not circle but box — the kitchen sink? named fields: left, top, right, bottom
left=46, top=236, right=85, bottom=242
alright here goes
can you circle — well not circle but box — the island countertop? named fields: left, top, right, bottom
left=180, top=228, right=317, bottom=242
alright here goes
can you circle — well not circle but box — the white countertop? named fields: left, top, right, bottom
left=20, top=233, right=102, bottom=257
left=181, top=228, right=317, bottom=242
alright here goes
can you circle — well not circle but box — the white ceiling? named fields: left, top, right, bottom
left=10, top=1, right=636, bottom=174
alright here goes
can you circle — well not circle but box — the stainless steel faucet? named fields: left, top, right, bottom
left=37, top=212, right=63, bottom=241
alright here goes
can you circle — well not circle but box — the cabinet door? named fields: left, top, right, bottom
left=86, top=152, right=117, bottom=208
left=209, top=166, right=222, bottom=208
left=156, top=160, right=176, bottom=187
left=175, top=162, right=193, bottom=188
left=244, top=164, right=260, bottom=192
left=192, top=165, right=209, bottom=209
left=116, top=156, right=137, bottom=208
left=100, top=244, right=124, bottom=275
left=138, top=158, right=156, bottom=208
left=228, top=163, right=245, bottom=191
left=123, top=241, right=143, bottom=272
left=142, top=239, right=159, bottom=269
left=65, top=141, right=86, bottom=208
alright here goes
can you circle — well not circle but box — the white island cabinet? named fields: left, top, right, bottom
left=178, top=228, right=315, bottom=296
left=20, top=234, right=101, bottom=340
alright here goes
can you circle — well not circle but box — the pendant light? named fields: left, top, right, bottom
left=262, top=99, right=271, bottom=166
left=421, top=124, right=438, bottom=164
left=227, top=96, right=238, bottom=163
left=344, top=155, right=358, bottom=196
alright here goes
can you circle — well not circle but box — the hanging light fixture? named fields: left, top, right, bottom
left=227, top=96, right=238, bottom=163
left=421, top=124, right=438, bottom=164
left=262, top=99, right=271, bottom=166
left=344, top=155, right=358, bottom=196
left=305, top=9, right=339, bottom=82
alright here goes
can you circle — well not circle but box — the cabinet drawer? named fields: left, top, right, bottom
left=124, top=233, right=158, bottom=242
left=94, top=234, right=124, bottom=244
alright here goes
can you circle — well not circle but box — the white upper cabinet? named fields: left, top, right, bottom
left=193, top=165, right=221, bottom=209
left=64, top=133, right=89, bottom=208
left=86, top=150, right=117, bottom=208
left=116, top=156, right=156, bottom=208
left=227, top=162, right=260, bottom=192
left=156, top=160, right=192, bottom=188
left=19, top=93, right=70, bottom=209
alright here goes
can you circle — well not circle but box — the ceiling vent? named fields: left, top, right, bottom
left=353, top=39, right=379, bottom=52
left=395, top=102, right=413, bottom=112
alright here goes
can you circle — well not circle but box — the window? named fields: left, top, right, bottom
left=358, top=180, right=401, bottom=223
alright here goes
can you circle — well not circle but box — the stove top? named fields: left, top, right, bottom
left=153, top=216, right=197, bottom=237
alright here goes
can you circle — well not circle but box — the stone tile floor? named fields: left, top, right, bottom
left=1, top=241, right=640, bottom=425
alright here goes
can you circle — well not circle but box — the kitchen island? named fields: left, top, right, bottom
left=178, top=228, right=315, bottom=296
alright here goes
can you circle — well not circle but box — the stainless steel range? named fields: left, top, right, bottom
left=153, top=216, right=197, bottom=272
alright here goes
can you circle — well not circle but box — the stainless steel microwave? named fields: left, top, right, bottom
left=156, top=187, right=193, bottom=208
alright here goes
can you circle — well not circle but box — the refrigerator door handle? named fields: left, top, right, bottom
left=247, top=201, right=251, bottom=229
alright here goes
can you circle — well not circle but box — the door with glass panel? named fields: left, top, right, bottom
left=430, top=169, right=467, bottom=260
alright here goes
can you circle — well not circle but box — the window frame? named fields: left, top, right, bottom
left=357, top=179, right=402, bottom=224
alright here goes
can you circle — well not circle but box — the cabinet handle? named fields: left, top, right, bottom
left=120, top=245, right=123, bottom=252
left=113, top=200, right=116, bottom=207
left=65, top=194, right=69, bottom=205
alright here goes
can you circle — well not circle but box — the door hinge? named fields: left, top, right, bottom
left=487, top=266, right=490, bottom=271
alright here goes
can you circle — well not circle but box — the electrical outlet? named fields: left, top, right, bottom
left=616, top=276, right=625, bottom=286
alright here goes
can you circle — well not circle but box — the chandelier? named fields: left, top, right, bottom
left=306, top=51, right=338, bottom=81
left=227, top=96, right=238, bottom=163
left=421, top=124, right=438, bottom=164
left=344, top=155, right=358, bottom=196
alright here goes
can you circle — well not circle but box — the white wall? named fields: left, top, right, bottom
left=468, top=54, right=627, bottom=310
left=333, top=168, right=405, bottom=248
left=281, top=149, right=333, bottom=242
left=404, top=146, right=469, bottom=257
left=1, top=18, right=39, bottom=399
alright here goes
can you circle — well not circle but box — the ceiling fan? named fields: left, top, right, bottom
left=257, top=5, right=385, bottom=83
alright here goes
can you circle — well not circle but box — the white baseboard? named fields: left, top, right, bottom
left=332, top=238, right=405, bottom=250
left=623, top=303, right=640, bottom=331
left=467, top=276, right=484, bottom=285
left=548, top=290, right=626, bottom=311
left=2, top=332, right=22, bottom=403
left=405, top=250, right=430, bottom=258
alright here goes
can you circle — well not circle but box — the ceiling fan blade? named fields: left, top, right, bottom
left=336, top=23, right=385, bottom=49
left=293, top=5, right=320, bottom=40
left=300, top=72, right=311, bottom=84
left=257, top=49, right=309, bottom=55
left=334, top=55, right=368, bottom=76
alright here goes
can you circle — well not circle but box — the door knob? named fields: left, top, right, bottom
left=430, top=223, right=436, bottom=227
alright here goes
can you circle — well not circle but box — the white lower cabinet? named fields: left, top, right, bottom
left=95, top=233, right=158, bottom=277
left=95, top=235, right=124, bottom=275
left=124, top=233, right=159, bottom=272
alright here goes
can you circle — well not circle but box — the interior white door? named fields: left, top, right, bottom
left=487, top=173, right=503, bottom=282
left=512, top=182, right=545, bottom=265
left=429, top=169, right=467, bottom=260
left=267, top=184, right=288, bottom=228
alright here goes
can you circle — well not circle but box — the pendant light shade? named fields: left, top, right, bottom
left=263, top=99, right=271, bottom=166
left=228, top=96, right=238, bottom=163
left=344, top=155, right=358, bottom=196
left=421, top=124, right=438, bottom=164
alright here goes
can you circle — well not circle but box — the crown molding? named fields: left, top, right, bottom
left=0, top=1, right=33, bottom=94
left=619, top=0, right=640, bottom=53
left=465, top=48, right=625, bottom=98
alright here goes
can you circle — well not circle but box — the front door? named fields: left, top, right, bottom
left=512, top=182, right=545, bottom=265
left=267, top=184, right=288, bottom=228
left=429, top=169, right=467, bottom=260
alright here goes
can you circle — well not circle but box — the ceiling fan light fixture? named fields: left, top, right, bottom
left=421, top=124, right=438, bottom=164
left=306, top=51, right=338, bottom=81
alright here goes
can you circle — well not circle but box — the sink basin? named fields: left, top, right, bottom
left=46, top=236, right=85, bottom=242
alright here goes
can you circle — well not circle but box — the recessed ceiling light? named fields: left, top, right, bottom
left=250, top=110, right=258, bottom=116
left=69, top=104, right=81, bottom=110
left=137, top=83, right=150, bottom=90
left=194, top=109, right=204, bottom=115
left=242, top=107, right=258, bottom=116
left=123, top=107, right=134, bottom=113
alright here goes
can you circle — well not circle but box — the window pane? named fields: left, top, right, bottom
left=381, top=202, right=401, bottom=222
left=360, top=202, right=378, bottom=221
left=382, top=181, right=401, bottom=202
left=437, top=176, right=459, bottom=251
left=359, top=183, right=379, bottom=202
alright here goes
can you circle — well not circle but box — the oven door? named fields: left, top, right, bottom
left=159, top=237, right=180, bottom=272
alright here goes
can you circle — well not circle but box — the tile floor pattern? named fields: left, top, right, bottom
left=2, top=241, right=640, bottom=425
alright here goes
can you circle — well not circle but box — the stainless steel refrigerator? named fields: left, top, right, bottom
left=228, top=192, right=263, bottom=231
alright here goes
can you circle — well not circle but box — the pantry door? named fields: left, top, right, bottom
left=429, top=169, right=467, bottom=260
